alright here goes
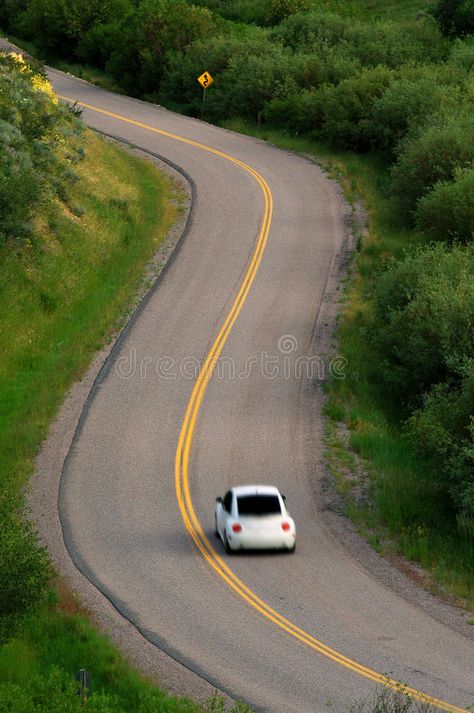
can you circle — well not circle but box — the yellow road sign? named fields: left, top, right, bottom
left=197, top=71, right=214, bottom=89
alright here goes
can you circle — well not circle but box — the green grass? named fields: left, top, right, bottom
left=0, top=590, right=247, bottom=712
left=219, top=118, right=474, bottom=608
left=0, top=592, right=198, bottom=712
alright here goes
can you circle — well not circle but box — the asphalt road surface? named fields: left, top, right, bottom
left=47, top=69, right=472, bottom=712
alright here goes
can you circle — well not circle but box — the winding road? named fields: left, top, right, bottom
left=46, top=68, right=472, bottom=712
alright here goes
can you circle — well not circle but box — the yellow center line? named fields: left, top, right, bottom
left=59, top=95, right=468, bottom=713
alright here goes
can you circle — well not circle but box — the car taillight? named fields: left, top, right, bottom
left=281, top=522, right=290, bottom=531
left=232, top=523, right=242, bottom=533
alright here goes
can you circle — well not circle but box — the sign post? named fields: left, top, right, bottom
left=75, top=669, right=91, bottom=705
left=197, top=71, right=214, bottom=120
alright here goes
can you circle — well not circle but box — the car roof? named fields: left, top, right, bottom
left=231, top=485, right=281, bottom=497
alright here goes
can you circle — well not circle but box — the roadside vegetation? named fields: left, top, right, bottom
left=350, top=681, right=438, bottom=713
left=4, top=0, right=471, bottom=605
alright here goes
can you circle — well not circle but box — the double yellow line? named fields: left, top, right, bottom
left=60, top=95, right=467, bottom=713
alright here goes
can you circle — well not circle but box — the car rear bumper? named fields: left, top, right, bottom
left=227, top=531, right=295, bottom=551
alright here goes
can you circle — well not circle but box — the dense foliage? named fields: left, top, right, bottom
left=0, top=52, right=83, bottom=243
left=371, top=244, right=474, bottom=516
left=432, top=0, right=474, bottom=37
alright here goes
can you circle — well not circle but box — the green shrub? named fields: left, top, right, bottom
left=0, top=508, right=51, bottom=643
left=284, top=48, right=363, bottom=91
left=211, top=0, right=269, bottom=25
left=391, top=111, right=474, bottom=215
left=0, top=120, right=38, bottom=241
left=450, top=36, right=474, bottom=70
left=316, top=65, right=394, bottom=150
left=345, top=17, right=445, bottom=68
left=409, top=363, right=474, bottom=517
left=263, top=90, right=324, bottom=133
left=370, top=243, right=474, bottom=407
left=367, top=66, right=455, bottom=154
left=266, top=0, right=311, bottom=26
left=0, top=52, right=82, bottom=243
left=416, top=167, right=474, bottom=242
left=161, top=33, right=257, bottom=116
left=160, top=35, right=233, bottom=114
left=76, top=21, right=124, bottom=68
left=305, top=48, right=363, bottom=87
left=271, top=9, right=353, bottom=50
left=167, top=38, right=361, bottom=125
left=104, top=15, right=141, bottom=95
left=223, top=43, right=297, bottom=119
left=272, top=11, right=444, bottom=67
left=139, top=0, right=219, bottom=90
left=0, top=54, right=58, bottom=140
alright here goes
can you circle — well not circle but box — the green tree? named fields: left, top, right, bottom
left=433, top=0, right=474, bottom=37
left=20, top=0, right=132, bottom=58
left=135, top=0, right=219, bottom=92
left=266, top=0, right=311, bottom=26
left=0, top=0, right=29, bottom=32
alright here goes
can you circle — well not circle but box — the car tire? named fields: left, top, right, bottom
left=288, top=544, right=296, bottom=554
left=223, top=530, right=232, bottom=554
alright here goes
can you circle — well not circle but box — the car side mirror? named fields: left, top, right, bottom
left=216, top=496, right=222, bottom=503
left=282, top=494, right=286, bottom=501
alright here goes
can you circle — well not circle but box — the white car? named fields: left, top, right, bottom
left=214, top=485, right=296, bottom=553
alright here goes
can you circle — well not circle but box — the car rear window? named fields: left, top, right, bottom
left=236, top=495, right=281, bottom=516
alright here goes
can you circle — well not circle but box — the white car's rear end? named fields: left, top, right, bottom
left=229, top=514, right=295, bottom=550
left=215, top=485, right=296, bottom=553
